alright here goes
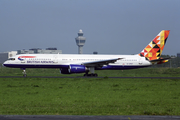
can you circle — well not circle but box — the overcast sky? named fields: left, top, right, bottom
left=1, top=0, right=180, bottom=55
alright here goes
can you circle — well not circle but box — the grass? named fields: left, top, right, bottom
left=1, top=67, right=180, bottom=77
left=0, top=67, right=180, bottom=115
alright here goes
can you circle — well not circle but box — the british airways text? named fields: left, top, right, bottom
left=27, top=61, right=54, bottom=63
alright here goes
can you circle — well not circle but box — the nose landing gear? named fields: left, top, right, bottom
left=21, top=68, right=27, bottom=77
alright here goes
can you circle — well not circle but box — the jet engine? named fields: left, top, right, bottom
left=60, top=65, right=87, bottom=74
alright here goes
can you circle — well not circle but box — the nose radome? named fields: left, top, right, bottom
left=3, top=61, right=8, bottom=66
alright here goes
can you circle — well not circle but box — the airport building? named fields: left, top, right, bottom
left=177, top=53, right=180, bottom=58
left=0, top=51, right=17, bottom=64
left=17, top=48, right=62, bottom=54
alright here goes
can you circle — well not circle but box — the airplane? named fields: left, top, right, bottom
left=3, top=30, right=171, bottom=77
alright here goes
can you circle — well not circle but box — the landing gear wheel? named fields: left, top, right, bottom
left=83, top=67, right=98, bottom=77
left=91, top=73, right=94, bottom=76
left=92, top=73, right=98, bottom=77
left=84, top=73, right=98, bottom=77
left=84, top=74, right=88, bottom=76
left=21, top=68, right=27, bottom=77
left=23, top=74, right=27, bottom=77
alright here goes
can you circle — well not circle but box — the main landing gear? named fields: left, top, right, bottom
left=22, top=68, right=27, bottom=77
left=83, top=67, right=98, bottom=77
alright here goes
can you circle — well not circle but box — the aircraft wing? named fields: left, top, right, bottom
left=82, top=58, right=123, bottom=67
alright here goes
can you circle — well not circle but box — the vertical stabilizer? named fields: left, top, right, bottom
left=139, top=30, right=170, bottom=61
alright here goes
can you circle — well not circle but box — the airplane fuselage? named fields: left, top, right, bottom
left=3, top=54, right=151, bottom=70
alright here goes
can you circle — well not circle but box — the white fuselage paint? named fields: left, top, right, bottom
left=3, top=54, right=152, bottom=69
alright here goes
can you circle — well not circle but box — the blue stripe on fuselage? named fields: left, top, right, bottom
left=4, top=64, right=150, bottom=70
left=3, top=64, right=69, bottom=68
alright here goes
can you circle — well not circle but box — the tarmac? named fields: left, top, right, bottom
left=0, top=76, right=180, bottom=79
left=1, top=115, right=180, bottom=120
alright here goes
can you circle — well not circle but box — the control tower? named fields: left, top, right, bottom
left=75, top=29, right=86, bottom=54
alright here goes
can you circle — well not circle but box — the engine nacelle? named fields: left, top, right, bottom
left=69, top=64, right=87, bottom=73
left=60, top=65, right=87, bottom=74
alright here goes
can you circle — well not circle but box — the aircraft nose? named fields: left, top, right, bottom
left=3, top=61, right=9, bottom=67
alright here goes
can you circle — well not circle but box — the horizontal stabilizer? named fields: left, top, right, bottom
left=149, top=57, right=175, bottom=64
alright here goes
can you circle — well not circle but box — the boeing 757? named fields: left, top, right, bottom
left=3, top=30, right=170, bottom=77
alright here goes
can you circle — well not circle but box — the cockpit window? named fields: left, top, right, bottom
left=8, top=58, right=15, bottom=60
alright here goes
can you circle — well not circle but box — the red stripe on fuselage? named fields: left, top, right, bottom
left=18, top=56, right=36, bottom=58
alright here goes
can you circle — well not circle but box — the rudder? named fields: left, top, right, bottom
left=139, top=30, right=170, bottom=61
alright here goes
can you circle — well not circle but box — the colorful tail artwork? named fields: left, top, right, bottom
left=139, top=30, right=170, bottom=61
